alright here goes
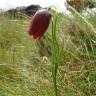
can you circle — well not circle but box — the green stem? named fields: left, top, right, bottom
left=52, top=14, right=58, bottom=96
left=52, top=61, right=58, bottom=96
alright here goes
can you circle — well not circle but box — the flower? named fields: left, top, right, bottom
left=65, top=24, right=80, bottom=36
left=28, top=9, right=52, bottom=39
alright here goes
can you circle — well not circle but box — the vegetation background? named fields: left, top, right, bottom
left=0, top=1, right=96, bottom=95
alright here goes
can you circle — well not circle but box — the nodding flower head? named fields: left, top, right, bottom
left=28, top=9, right=52, bottom=39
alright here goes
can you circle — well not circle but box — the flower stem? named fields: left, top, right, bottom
left=51, top=14, right=58, bottom=96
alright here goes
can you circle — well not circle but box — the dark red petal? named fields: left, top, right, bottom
left=28, top=9, right=51, bottom=39
left=33, top=15, right=50, bottom=39
left=28, top=15, right=41, bottom=35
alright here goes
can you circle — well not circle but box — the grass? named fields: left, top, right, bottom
left=0, top=9, right=96, bottom=96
